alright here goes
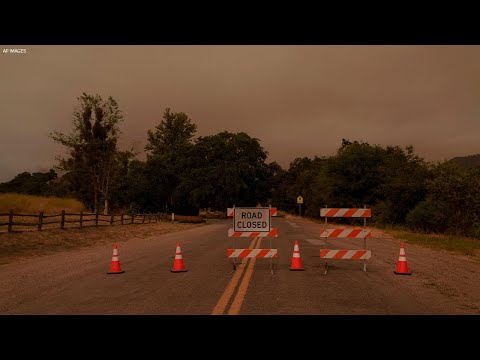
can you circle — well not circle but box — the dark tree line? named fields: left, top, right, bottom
left=18, top=94, right=278, bottom=216
left=276, top=139, right=480, bottom=238
left=0, top=169, right=59, bottom=196
left=1, top=93, right=479, bottom=237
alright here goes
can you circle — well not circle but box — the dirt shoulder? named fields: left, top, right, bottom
left=0, top=221, right=207, bottom=266
left=290, top=215, right=480, bottom=313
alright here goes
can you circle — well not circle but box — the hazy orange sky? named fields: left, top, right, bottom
left=1, top=45, right=479, bottom=182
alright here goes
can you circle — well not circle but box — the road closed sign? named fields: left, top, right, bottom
left=233, top=207, right=271, bottom=232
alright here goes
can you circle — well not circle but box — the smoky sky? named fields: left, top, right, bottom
left=1, top=45, right=480, bottom=182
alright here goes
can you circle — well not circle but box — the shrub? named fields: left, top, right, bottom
left=406, top=200, right=447, bottom=233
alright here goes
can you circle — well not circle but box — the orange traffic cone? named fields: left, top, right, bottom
left=289, top=240, right=304, bottom=271
left=394, top=243, right=411, bottom=275
left=107, top=244, right=125, bottom=274
left=171, top=242, right=188, bottom=272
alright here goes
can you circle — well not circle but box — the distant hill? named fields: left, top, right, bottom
left=449, top=154, right=480, bottom=171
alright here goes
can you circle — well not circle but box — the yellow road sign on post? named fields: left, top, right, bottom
left=297, top=196, right=303, bottom=217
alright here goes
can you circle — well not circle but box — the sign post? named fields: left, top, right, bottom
left=297, top=195, right=303, bottom=216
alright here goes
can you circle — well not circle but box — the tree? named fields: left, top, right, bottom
left=269, top=156, right=328, bottom=216
left=146, top=108, right=197, bottom=157
left=107, top=149, right=147, bottom=212
left=412, top=161, right=480, bottom=236
left=374, top=145, right=430, bottom=224
left=51, top=93, right=123, bottom=213
left=313, top=141, right=385, bottom=210
left=145, top=108, right=197, bottom=211
left=179, top=131, right=269, bottom=210
left=0, top=169, right=58, bottom=195
left=274, top=157, right=313, bottom=214
left=256, top=161, right=285, bottom=206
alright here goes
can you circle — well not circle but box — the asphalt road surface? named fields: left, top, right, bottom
left=0, top=217, right=479, bottom=314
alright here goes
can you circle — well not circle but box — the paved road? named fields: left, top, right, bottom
left=0, top=217, right=479, bottom=314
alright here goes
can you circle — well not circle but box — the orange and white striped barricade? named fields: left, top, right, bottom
left=320, top=208, right=371, bottom=218
left=320, top=206, right=371, bottom=274
left=227, top=205, right=278, bottom=274
left=227, top=249, right=278, bottom=258
left=319, top=228, right=372, bottom=238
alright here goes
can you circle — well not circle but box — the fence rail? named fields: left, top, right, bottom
left=0, top=210, right=169, bottom=233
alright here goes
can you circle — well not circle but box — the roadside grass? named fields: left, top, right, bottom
left=376, top=226, right=480, bottom=256
left=0, top=193, right=85, bottom=214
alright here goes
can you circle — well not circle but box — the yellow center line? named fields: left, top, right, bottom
left=211, top=237, right=258, bottom=315
left=227, top=237, right=262, bottom=315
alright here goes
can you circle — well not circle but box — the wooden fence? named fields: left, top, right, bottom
left=0, top=210, right=169, bottom=233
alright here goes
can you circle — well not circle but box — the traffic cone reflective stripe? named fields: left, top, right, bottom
left=394, top=243, right=411, bottom=275
left=107, top=244, right=125, bottom=274
left=175, top=245, right=183, bottom=259
left=289, top=240, right=304, bottom=271
left=171, top=242, right=188, bottom=272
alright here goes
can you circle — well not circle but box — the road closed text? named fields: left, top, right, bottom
left=233, top=208, right=271, bottom=232
left=237, top=221, right=268, bottom=230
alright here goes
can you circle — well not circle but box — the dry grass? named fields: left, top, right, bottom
left=0, top=221, right=206, bottom=265
left=378, top=227, right=480, bottom=256
left=0, top=193, right=85, bottom=214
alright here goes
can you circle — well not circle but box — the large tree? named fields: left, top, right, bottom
left=145, top=108, right=197, bottom=211
left=374, top=145, right=430, bottom=224
left=51, top=93, right=123, bottom=213
left=180, top=131, right=270, bottom=210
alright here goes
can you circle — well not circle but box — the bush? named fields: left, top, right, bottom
left=406, top=200, right=447, bottom=233
left=371, top=201, right=396, bottom=225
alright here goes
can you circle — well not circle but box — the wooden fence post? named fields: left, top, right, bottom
left=80, top=211, right=83, bottom=228
left=111, top=214, right=114, bottom=225
left=8, top=209, right=13, bottom=232
left=121, top=214, right=124, bottom=225
left=38, top=211, right=44, bottom=231
left=95, top=210, right=99, bottom=226
left=143, top=214, right=145, bottom=224
left=131, top=213, right=134, bottom=224
left=61, top=210, right=65, bottom=229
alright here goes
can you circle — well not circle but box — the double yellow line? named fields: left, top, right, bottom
left=211, top=237, right=262, bottom=315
